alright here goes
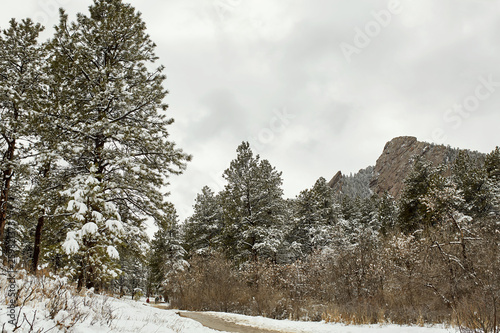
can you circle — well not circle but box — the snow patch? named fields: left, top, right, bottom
left=54, top=309, right=71, bottom=326
left=107, top=245, right=120, bottom=259
left=92, top=211, right=104, bottom=222
left=62, top=232, right=80, bottom=254
left=81, top=222, right=99, bottom=235
left=106, top=219, right=124, bottom=233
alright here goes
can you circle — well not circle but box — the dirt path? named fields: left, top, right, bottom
left=177, top=311, right=286, bottom=333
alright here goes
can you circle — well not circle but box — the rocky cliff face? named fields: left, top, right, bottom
left=327, top=171, right=342, bottom=192
left=369, top=136, right=457, bottom=198
left=328, top=136, right=484, bottom=199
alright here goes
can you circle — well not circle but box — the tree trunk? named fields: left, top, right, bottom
left=31, top=164, right=51, bottom=273
left=77, top=269, right=84, bottom=291
left=77, top=257, right=86, bottom=292
left=0, top=139, right=16, bottom=252
left=32, top=213, right=45, bottom=273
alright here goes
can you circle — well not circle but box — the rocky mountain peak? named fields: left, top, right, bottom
left=369, top=136, right=454, bottom=198
left=327, top=136, right=485, bottom=199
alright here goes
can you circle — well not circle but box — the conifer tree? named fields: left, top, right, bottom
left=451, top=150, right=490, bottom=217
left=182, top=186, right=223, bottom=255
left=116, top=204, right=149, bottom=297
left=220, top=142, right=285, bottom=262
left=397, top=157, right=438, bottom=233
left=420, top=168, right=460, bottom=226
left=337, top=195, right=380, bottom=246
left=44, top=0, right=190, bottom=287
left=148, top=206, right=187, bottom=298
left=485, top=147, right=500, bottom=216
left=22, top=161, right=68, bottom=273
left=378, top=192, right=397, bottom=236
left=288, top=177, right=336, bottom=257
left=0, top=19, right=45, bottom=255
left=60, top=167, right=124, bottom=290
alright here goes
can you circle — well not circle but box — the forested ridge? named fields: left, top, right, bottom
left=1, top=1, right=499, bottom=332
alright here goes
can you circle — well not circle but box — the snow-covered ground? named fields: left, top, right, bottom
left=0, top=272, right=211, bottom=333
left=0, top=293, right=216, bottom=333
left=71, top=298, right=218, bottom=333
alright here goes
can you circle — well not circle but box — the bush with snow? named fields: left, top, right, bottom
left=0, top=271, right=115, bottom=332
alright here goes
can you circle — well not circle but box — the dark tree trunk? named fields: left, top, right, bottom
left=32, top=213, right=45, bottom=273
left=77, top=270, right=84, bottom=291
left=31, top=164, right=51, bottom=273
left=0, top=139, right=16, bottom=252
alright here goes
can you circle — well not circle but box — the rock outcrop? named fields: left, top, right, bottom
left=328, top=171, right=342, bottom=192
left=369, top=136, right=456, bottom=198
left=327, top=136, right=485, bottom=199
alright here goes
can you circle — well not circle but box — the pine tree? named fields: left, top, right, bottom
left=182, top=186, right=223, bottom=255
left=288, top=177, right=336, bottom=257
left=116, top=204, right=149, bottom=297
left=378, top=192, right=397, bottom=236
left=43, top=0, right=190, bottom=287
left=220, top=142, right=285, bottom=262
left=337, top=195, right=380, bottom=246
left=451, top=150, right=490, bottom=217
left=0, top=18, right=45, bottom=256
left=397, top=157, right=439, bottom=233
left=485, top=147, right=500, bottom=216
left=340, top=166, right=374, bottom=198
left=421, top=167, right=461, bottom=227
left=148, top=207, right=187, bottom=298
left=21, top=161, right=68, bottom=273
left=60, top=167, right=124, bottom=290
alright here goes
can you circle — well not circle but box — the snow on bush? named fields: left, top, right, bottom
left=0, top=271, right=115, bottom=332
left=0, top=270, right=216, bottom=333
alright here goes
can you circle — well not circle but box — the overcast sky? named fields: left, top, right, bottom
left=2, top=0, right=500, bottom=222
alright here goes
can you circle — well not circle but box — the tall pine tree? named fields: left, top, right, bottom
left=220, top=142, right=285, bottom=263
left=44, top=0, right=190, bottom=288
left=0, top=19, right=46, bottom=257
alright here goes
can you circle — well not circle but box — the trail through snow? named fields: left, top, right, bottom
left=152, top=305, right=457, bottom=333
left=178, top=311, right=283, bottom=333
